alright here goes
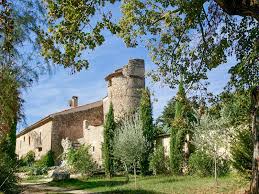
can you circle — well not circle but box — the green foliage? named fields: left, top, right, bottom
left=119, top=0, right=258, bottom=89
left=231, top=125, right=253, bottom=178
left=0, top=148, right=19, bottom=194
left=113, top=112, right=146, bottom=184
left=20, top=151, right=35, bottom=167
left=67, top=145, right=97, bottom=176
left=189, top=151, right=230, bottom=177
left=189, top=151, right=214, bottom=177
left=39, top=0, right=120, bottom=72
left=149, top=145, right=169, bottom=175
left=139, top=88, right=154, bottom=175
left=220, top=91, right=251, bottom=126
left=103, top=103, right=116, bottom=177
left=156, top=97, right=176, bottom=129
left=36, top=151, right=55, bottom=168
left=170, top=80, right=194, bottom=174
left=28, top=165, right=48, bottom=176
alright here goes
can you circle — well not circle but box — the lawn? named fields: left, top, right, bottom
left=48, top=175, right=249, bottom=194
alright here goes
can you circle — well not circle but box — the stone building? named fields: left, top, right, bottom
left=16, top=59, right=145, bottom=165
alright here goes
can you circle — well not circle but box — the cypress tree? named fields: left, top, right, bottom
left=140, top=88, right=154, bottom=175
left=103, top=103, right=116, bottom=178
left=170, top=79, right=189, bottom=174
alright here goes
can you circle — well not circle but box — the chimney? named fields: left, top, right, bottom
left=69, top=96, right=78, bottom=108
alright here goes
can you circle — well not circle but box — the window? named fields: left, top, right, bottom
left=39, top=132, right=42, bottom=144
left=92, top=146, right=95, bottom=152
left=83, top=120, right=89, bottom=130
left=29, top=136, right=31, bottom=146
left=23, top=136, right=25, bottom=142
left=38, top=147, right=42, bottom=152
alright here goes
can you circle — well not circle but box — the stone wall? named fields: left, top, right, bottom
left=16, top=121, right=53, bottom=160
left=78, top=125, right=104, bottom=166
left=104, top=59, right=145, bottom=120
left=156, top=135, right=170, bottom=157
left=51, top=104, right=103, bottom=163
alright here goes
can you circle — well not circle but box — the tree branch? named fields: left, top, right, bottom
left=214, top=0, right=259, bottom=21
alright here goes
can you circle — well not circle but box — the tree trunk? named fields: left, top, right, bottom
left=124, top=162, right=129, bottom=183
left=250, top=86, right=259, bottom=194
left=215, top=0, right=259, bottom=20
left=133, top=162, right=137, bottom=189
left=183, top=133, right=190, bottom=175
left=214, top=150, right=218, bottom=186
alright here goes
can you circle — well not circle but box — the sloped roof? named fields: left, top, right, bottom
left=17, top=100, right=103, bottom=137
left=104, top=68, right=123, bottom=81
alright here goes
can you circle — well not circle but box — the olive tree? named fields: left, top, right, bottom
left=113, top=113, right=146, bottom=188
left=192, top=113, right=231, bottom=184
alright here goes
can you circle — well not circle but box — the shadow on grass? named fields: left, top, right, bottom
left=98, top=189, right=165, bottom=194
left=48, top=178, right=127, bottom=190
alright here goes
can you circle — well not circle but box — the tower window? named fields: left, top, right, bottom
left=83, top=120, right=89, bottom=130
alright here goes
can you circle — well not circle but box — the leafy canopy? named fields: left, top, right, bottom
left=39, top=0, right=120, bottom=72
left=119, top=0, right=258, bottom=89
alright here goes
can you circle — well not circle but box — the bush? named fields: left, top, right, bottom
left=189, top=151, right=229, bottom=177
left=0, top=149, right=19, bottom=193
left=66, top=145, right=97, bottom=176
left=20, top=151, right=35, bottom=166
left=28, top=165, right=48, bottom=176
left=230, top=126, right=253, bottom=178
left=36, top=151, right=55, bottom=168
left=149, top=145, right=169, bottom=175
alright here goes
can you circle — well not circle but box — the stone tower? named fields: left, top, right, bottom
left=103, top=59, right=145, bottom=120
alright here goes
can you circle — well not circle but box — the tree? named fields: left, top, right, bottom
left=193, top=113, right=231, bottom=184
left=156, top=97, right=176, bottom=129
left=39, top=0, right=120, bottom=72
left=119, top=1, right=258, bottom=192
left=103, top=103, right=116, bottom=178
left=113, top=112, right=146, bottom=188
left=139, top=88, right=155, bottom=175
left=231, top=125, right=253, bottom=178
left=170, top=79, right=195, bottom=174
left=0, top=1, right=44, bottom=191
left=149, top=145, right=169, bottom=175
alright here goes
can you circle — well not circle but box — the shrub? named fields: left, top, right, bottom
left=230, top=125, right=253, bottom=178
left=189, top=151, right=229, bottom=177
left=66, top=145, right=97, bottom=176
left=149, top=145, right=169, bottom=175
left=20, top=151, right=35, bottom=166
left=0, top=149, right=19, bottom=193
left=28, top=165, right=48, bottom=176
left=27, top=151, right=55, bottom=176
left=36, top=151, right=55, bottom=168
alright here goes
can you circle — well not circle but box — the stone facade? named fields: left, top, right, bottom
left=51, top=101, right=103, bottom=161
left=16, top=120, right=53, bottom=160
left=16, top=59, right=145, bottom=165
left=104, top=59, right=145, bottom=119
left=155, top=134, right=170, bottom=157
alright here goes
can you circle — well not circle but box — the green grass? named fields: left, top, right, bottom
left=48, top=174, right=249, bottom=194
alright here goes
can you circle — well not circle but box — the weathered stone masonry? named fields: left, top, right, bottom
left=16, top=59, right=145, bottom=165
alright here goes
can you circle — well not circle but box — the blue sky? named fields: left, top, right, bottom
left=18, top=2, right=236, bottom=131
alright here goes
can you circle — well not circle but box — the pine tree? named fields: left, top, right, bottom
left=140, top=88, right=154, bottom=175
left=103, top=103, right=116, bottom=178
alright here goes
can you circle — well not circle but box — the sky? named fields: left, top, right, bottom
left=18, top=3, right=236, bottom=132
